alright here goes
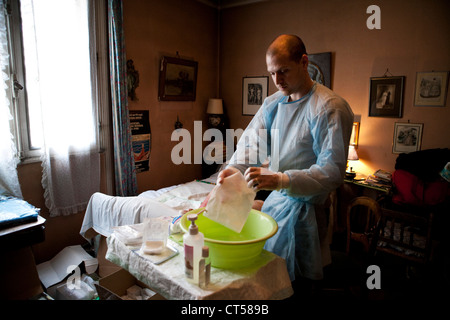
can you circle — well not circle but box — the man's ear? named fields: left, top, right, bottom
left=301, top=54, right=309, bottom=68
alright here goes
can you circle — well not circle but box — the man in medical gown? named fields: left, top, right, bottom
left=218, top=34, right=354, bottom=291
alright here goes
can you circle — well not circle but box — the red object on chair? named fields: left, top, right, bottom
left=392, top=169, right=449, bottom=206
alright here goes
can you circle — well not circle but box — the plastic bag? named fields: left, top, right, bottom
left=140, top=218, right=169, bottom=254
left=205, top=170, right=256, bottom=233
left=112, top=225, right=142, bottom=246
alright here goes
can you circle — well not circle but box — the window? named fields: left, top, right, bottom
left=4, top=0, right=110, bottom=161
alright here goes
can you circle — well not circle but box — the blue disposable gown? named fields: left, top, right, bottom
left=228, top=82, right=354, bottom=280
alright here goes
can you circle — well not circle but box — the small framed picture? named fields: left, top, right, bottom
left=392, top=122, right=423, bottom=154
left=369, top=76, right=405, bottom=118
left=158, top=56, right=198, bottom=101
left=414, top=71, right=449, bottom=107
left=308, top=52, right=332, bottom=89
left=242, top=76, right=269, bottom=115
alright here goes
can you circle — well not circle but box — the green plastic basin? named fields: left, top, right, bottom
left=180, top=208, right=278, bottom=269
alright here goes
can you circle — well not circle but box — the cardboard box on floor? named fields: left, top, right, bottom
left=97, top=235, right=121, bottom=277
left=96, top=235, right=164, bottom=300
left=97, top=268, right=165, bottom=300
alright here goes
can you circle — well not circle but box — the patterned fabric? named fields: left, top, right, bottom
left=108, top=0, right=138, bottom=196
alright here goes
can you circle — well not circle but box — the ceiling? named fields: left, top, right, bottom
left=196, top=0, right=268, bottom=10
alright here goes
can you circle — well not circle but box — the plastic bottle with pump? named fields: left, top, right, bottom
left=183, top=214, right=204, bottom=284
left=199, top=245, right=211, bottom=288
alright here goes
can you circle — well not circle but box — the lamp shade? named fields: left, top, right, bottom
left=348, top=145, right=359, bottom=161
left=206, top=98, right=223, bottom=114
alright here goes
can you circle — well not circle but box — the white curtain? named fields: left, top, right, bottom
left=0, top=1, right=23, bottom=199
left=21, top=0, right=100, bottom=216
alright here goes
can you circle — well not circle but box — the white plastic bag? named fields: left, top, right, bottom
left=140, top=218, right=169, bottom=255
left=205, top=170, right=256, bottom=233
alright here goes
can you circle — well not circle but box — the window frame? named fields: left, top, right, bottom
left=4, top=0, right=34, bottom=160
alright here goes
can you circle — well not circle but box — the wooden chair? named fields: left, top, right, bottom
left=315, top=196, right=382, bottom=299
left=376, top=205, right=434, bottom=264
left=346, top=196, right=382, bottom=257
left=346, top=196, right=434, bottom=264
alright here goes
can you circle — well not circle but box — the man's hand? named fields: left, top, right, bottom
left=244, top=167, right=288, bottom=191
left=217, top=166, right=240, bottom=185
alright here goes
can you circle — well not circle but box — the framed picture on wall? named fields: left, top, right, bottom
left=414, top=71, right=449, bottom=107
left=392, top=122, right=423, bottom=154
left=368, top=76, right=405, bottom=118
left=158, top=56, right=198, bottom=101
left=242, top=76, right=269, bottom=115
left=308, top=52, right=331, bottom=89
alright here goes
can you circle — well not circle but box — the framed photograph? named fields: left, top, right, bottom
left=308, top=52, right=331, bottom=89
left=242, top=76, right=269, bottom=115
left=414, top=71, right=449, bottom=107
left=368, top=76, right=405, bottom=118
left=158, top=56, right=198, bottom=101
left=392, top=122, right=423, bottom=154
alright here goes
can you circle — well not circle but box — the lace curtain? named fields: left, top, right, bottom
left=2, top=0, right=136, bottom=214
left=108, top=0, right=138, bottom=196
left=22, top=0, right=100, bottom=216
left=0, top=2, right=22, bottom=199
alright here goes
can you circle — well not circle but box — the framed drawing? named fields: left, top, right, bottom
left=158, top=56, right=198, bottom=101
left=414, top=71, right=449, bottom=107
left=392, top=122, right=423, bottom=154
left=369, top=76, right=405, bottom=118
left=242, top=76, right=269, bottom=115
left=308, top=52, right=331, bottom=89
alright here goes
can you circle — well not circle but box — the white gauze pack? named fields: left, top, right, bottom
left=205, top=170, right=256, bottom=233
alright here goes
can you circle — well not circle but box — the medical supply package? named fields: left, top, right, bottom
left=205, top=170, right=256, bottom=233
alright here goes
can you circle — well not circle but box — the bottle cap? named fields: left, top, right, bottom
left=188, top=214, right=198, bottom=235
left=188, top=214, right=198, bottom=222
left=202, top=246, right=209, bottom=257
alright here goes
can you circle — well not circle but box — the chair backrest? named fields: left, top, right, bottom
left=346, top=196, right=382, bottom=256
left=376, top=207, right=434, bottom=263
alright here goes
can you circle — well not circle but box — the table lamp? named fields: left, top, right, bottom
left=206, top=98, right=223, bottom=128
left=346, top=145, right=359, bottom=179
